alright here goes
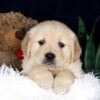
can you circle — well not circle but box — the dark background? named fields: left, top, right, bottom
left=0, top=0, right=100, bottom=47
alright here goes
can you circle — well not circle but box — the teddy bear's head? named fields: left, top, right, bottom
left=0, top=12, right=38, bottom=71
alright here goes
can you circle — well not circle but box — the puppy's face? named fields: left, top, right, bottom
left=22, top=21, right=81, bottom=69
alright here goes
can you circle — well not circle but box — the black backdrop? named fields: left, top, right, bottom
left=0, top=0, right=100, bottom=46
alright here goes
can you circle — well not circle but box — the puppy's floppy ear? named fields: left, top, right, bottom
left=21, top=32, right=31, bottom=58
left=71, top=36, right=82, bottom=62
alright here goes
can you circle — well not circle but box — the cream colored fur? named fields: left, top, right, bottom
left=21, top=21, right=84, bottom=93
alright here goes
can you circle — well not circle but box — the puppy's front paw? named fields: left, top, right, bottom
left=28, top=67, right=54, bottom=89
left=53, top=70, right=75, bottom=94
left=35, top=71, right=54, bottom=89
left=53, top=78, right=74, bottom=94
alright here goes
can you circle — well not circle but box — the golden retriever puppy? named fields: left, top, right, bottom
left=21, top=21, right=84, bottom=93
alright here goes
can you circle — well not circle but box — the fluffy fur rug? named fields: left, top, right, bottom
left=0, top=64, right=100, bottom=100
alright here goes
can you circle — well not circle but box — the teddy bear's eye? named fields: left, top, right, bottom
left=58, top=42, right=65, bottom=48
left=38, top=40, right=45, bottom=46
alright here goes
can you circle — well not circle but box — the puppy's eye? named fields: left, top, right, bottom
left=58, top=42, right=65, bottom=48
left=38, top=40, right=45, bottom=45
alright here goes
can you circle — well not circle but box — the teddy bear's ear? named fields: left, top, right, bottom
left=15, top=29, right=27, bottom=40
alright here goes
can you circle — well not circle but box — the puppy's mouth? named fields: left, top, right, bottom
left=42, top=59, right=56, bottom=66
left=42, top=59, right=63, bottom=71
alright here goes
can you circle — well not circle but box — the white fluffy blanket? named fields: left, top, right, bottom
left=0, top=64, right=100, bottom=100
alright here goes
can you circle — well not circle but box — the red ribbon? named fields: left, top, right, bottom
left=16, top=50, right=24, bottom=63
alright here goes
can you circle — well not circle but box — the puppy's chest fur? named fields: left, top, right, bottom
left=48, top=69, right=62, bottom=77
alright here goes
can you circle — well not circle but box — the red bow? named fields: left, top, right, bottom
left=16, top=50, right=24, bottom=63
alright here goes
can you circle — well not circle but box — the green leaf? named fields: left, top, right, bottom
left=94, top=44, right=100, bottom=74
left=91, top=16, right=100, bottom=38
left=77, top=17, right=87, bottom=41
left=84, top=37, right=96, bottom=73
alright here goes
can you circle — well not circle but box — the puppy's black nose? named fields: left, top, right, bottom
left=45, top=52, right=55, bottom=61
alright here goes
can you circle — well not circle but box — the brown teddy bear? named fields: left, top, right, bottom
left=0, top=11, right=38, bottom=71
